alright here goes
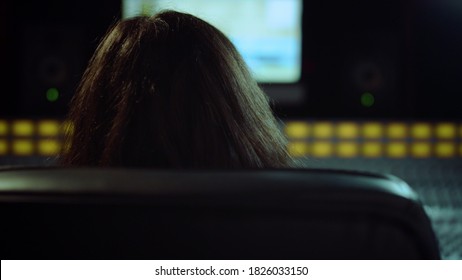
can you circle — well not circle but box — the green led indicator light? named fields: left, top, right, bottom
left=46, top=88, right=59, bottom=102
left=361, top=92, right=375, bottom=107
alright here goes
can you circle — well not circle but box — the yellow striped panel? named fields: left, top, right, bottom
left=386, top=142, right=407, bottom=158
left=411, top=142, right=432, bottom=158
left=2, top=119, right=462, bottom=159
left=12, top=120, right=35, bottom=136
left=12, top=140, right=35, bottom=156
left=285, top=121, right=310, bottom=139
left=288, top=141, right=309, bottom=157
left=38, top=120, right=61, bottom=137
left=37, top=139, right=61, bottom=156
left=312, top=122, right=334, bottom=139
left=336, top=142, right=359, bottom=158
left=436, top=123, right=456, bottom=139
left=337, top=122, right=359, bottom=139
left=435, top=142, right=456, bottom=158
left=411, top=123, right=432, bottom=139
left=387, top=122, right=408, bottom=139
left=362, top=142, right=383, bottom=158
left=362, top=122, right=383, bottom=139
left=0, top=139, right=8, bottom=155
left=311, top=141, right=333, bottom=157
left=0, top=120, right=8, bottom=136
left=61, top=121, right=75, bottom=136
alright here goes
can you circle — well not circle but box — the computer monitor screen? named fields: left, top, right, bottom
left=122, top=0, right=302, bottom=84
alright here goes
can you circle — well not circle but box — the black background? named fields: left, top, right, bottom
left=1, top=0, right=462, bottom=120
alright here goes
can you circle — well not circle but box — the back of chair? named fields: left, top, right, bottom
left=0, top=167, right=440, bottom=259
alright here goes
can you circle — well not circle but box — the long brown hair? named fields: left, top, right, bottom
left=60, top=10, right=293, bottom=168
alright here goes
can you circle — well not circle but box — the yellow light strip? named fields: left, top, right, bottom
left=336, top=141, right=359, bottom=158
left=411, top=142, right=432, bottom=158
left=337, top=122, right=359, bottom=139
left=387, top=123, right=408, bottom=139
left=362, top=142, right=383, bottom=158
left=386, top=142, right=408, bottom=158
left=435, top=142, right=456, bottom=158
left=12, top=140, right=35, bottom=156
left=288, top=141, right=462, bottom=158
left=312, top=122, right=334, bottom=139
left=284, top=121, right=310, bottom=139
left=362, top=122, right=383, bottom=139
left=436, top=123, right=456, bottom=139
left=12, top=120, right=35, bottom=137
left=287, top=141, right=309, bottom=157
left=0, top=120, right=8, bottom=136
left=61, top=121, right=75, bottom=135
left=311, top=141, right=334, bottom=157
left=411, top=123, right=432, bottom=139
left=38, top=120, right=61, bottom=137
left=1, top=119, right=461, bottom=159
left=0, top=139, right=8, bottom=155
left=37, top=139, right=61, bottom=156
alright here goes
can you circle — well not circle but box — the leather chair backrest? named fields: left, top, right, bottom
left=0, top=167, right=441, bottom=259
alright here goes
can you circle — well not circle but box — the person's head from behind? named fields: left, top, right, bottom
left=61, top=10, right=292, bottom=168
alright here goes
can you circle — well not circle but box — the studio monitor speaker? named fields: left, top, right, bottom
left=304, top=0, right=409, bottom=118
left=19, top=24, right=85, bottom=117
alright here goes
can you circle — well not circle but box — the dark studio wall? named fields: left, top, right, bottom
left=300, top=0, right=462, bottom=119
left=1, top=0, right=462, bottom=120
left=411, top=0, right=462, bottom=119
left=1, top=0, right=119, bottom=117
left=301, top=0, right=409, bottom=118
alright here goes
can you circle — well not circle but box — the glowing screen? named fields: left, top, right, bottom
left=122, top=0, right=302, bottom=83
